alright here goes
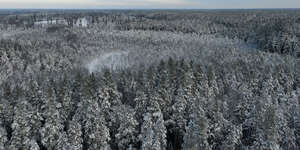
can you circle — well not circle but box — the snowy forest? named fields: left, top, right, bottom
left=0, top=9, right=300, bottom=150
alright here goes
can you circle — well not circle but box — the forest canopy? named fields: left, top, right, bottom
left=0, top=9, right=300, bottom=150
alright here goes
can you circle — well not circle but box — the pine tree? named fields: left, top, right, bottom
left=140, top=113, right=154, bottom=150
left=59, top=80, right=73, bottom=122
left=0, top=94, right=12, bottom=150
left=182, top=107, right=211, bottom=150
left=27, top=140, right=40, bottom=150
left=170, top=60, right=194, bottom=133
left=0, top=125, right=8, bottom=150
left=260, top=75, right=275, bottom=104
left=28, top=80, right=47, bottom=116
left=244, top=96, right=265, bottom=149
left=207, top=68, right=219, bottom=97
left=251, top=104, right=280, bottom=150
left=139, top=98, right=167, bottom=150
left=83, top=98, right=111, bottom=150
left=67, top=119, right=83, bottom=150
left=153, top=111, right=167, bottom=150
left=40, top=88, right=68, bottom=149
left=9, top=99, right=42, bottom=149
left=95, top=81, right=122, bottom=138
left=277, top=106, right=297, bottom=150
left=294, top=107, right=300, bottom=148
left=69, top=72, right=83, bottom=120
left=261, top=105, right=280, bottom=150
left=151, top=101, right=167, bottom=150
left=118, top=70, right=136, bottom=106
left=115, top=105, right=138, bottom=149
left=167, top=57, right=177, bottom=95
left=193, top=65, right=208, bottom=98
left=146, top=65, right=156, bottom=91
left=184, top=61, right=196, bottom=117
left=0, top=82, right=14, bottom=130
left=134, top=91, right=148, bottom=123
left=97, top=69, right=122, bottom=117
left=156, top=61, right=172, bottom=119
left=86, top=73, right=98, bottom=96
left=55, top=133, right=71, bottom=150
left=220, top=124, right=242, bottom=150
left=171, top=86, right=188, bottom=135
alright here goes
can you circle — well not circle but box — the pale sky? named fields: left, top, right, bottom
left=0, top=0, right=299, bottom=9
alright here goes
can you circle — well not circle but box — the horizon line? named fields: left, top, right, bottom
left=0, top=8, right=300, bottom=10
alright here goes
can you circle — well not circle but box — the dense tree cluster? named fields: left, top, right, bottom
left=0, top=10, right=300, bottom=150
left=1, top=56, right=300, bottom=149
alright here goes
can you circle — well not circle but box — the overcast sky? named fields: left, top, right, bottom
left=0, top=0, right=299, bottom=9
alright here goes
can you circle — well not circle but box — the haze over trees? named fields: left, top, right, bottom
left=0, top=9, right=300, bottom=150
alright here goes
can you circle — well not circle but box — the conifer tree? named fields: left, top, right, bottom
left=83, top=97, right=111, bottom=150
left=157, top=61, right=172, bottom=119
left=294, top=107, right=300, bottom=148
left=67, top=119, right=83, bottom=150
left=98, top=69, right=122, bottom=110
left=60, top=84, right=73, bottom=122
left=9, top=100, right=42, bottom=149
left=29, top=80, right=47, bottom=116
left=0, top=83, right=14, bottom=131
left=244, top=96, right=265, bottom=149
left=171, top=86, right=188, bottom=134
left=0, top=125, right=8, bottom=150
left=182, top=107, right=211, bottom=150
left=149, top=100, right=167, bottom=150
left=134, top=91, right=148, bottom=123
left=139, top=96, right=167, bottom=150
left=140, top=113, right=154, bottom=150
left=115, top=105, right=138, bottom=149
left=220, top=124, right=242, bottom=150
left=207, top=68, right=219, bottom=97
left=40, top=88, right=68, bottom=149
left=153, top=111, right=167, bottom=150
left=167, top=57, right=177, bottom=95
left=262, top=105, right=280, bottom=150
left=69, top=72, right=83, bottom=119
